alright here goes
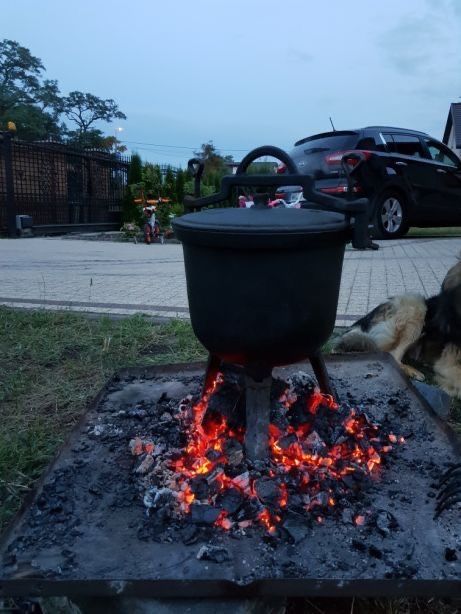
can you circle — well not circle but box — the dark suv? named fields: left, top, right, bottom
left=278, top=127, right=461, bottom=238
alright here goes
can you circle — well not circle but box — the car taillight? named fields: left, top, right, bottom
left=319, top=185, right=363, bottom=194
left=325, top=150, right=372, bottom=165
left=276, top=163, right=287, bottom=174
left=275, top=192, right=286, bottom=199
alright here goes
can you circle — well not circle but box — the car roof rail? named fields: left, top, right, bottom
left=364, top=126, right=429, bottom=136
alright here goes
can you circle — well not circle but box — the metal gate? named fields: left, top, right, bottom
left=0, top=133, right=129, bottom=235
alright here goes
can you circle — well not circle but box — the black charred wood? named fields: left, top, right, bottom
left=216, top=488, right=243, bottom=514
left=276, top=433, right=298, bottom=450
left=190, top=503, right=221, bottom=525
left=190, top=477, right=210, bottom=500
left=254, top=477, right=280, bottom=507
left=223, top=439, right=244, bottom=466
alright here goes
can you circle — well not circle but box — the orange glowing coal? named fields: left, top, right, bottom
left=163, top=373, right=403, bottom=533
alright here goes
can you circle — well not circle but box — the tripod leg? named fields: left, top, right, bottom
left=202, top=353, right=222, bottom=397
left=309, top=352, right=339, bottom=402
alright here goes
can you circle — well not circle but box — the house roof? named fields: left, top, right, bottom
left=443, top=103, right=461, bottom=148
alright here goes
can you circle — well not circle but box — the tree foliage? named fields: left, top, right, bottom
left=63, top=91, right=126, bottom=135
left=0, top=39, right=43, bottom=114
left=0, top=38, right=126, bottom=150
left=142, top=163, right=163, bottom=197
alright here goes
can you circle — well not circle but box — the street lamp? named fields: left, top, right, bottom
left=113, top=126, right=124, bottom=153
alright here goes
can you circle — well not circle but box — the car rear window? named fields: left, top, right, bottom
left=294, top=132, right=359, bottom=154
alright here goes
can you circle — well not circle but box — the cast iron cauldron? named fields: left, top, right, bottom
left=173, top=146, right=369, bottom=372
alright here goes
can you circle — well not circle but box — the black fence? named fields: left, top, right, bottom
left=0, top=133, right=130, bottom=235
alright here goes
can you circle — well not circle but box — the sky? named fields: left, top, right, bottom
left=2, top=0, right=461, bottom=167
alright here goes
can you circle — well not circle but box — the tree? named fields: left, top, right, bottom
left=175, top=168, right=185, bottom=204
left=0, top=39, right=126, bottom=148
left=122, top=153, right=144, bottom=225
left=0, top=39, right=44, bottom=114
left=128, top=153, right=143, bottom=185
left=35, top=79, right=64, bottom=116
left=163, top=167, right=176, bottom=201
left=4, top=104, right=62, bottom=141
left=63, top=91, right=126, bottom=138
left=142, top=163, right=162, bottom=197
left=194, top=140, right=228, bottom=177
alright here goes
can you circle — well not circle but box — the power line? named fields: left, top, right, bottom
left=121, top=139, right=251, bottom=152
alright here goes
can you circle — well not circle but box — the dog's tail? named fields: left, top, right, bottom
left=332, top=327, right=379, bottom=353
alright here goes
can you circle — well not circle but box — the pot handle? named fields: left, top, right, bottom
left=235, top=145, right=299, bottom=175
left=182, top=146, right=370, bottom=249
left=187, top=158, right=205, bottom=197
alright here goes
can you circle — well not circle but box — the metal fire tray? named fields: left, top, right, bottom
left=0, top=354, right=460, bottom=599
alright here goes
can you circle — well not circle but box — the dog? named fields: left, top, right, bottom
left=333, top=259, right=461, bottom=398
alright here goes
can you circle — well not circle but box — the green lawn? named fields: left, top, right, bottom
left=0, top=308, right=206, bottom=531
left=408, top=227, right=461, bottom=238
left=0, top=308, right=459, bottom=614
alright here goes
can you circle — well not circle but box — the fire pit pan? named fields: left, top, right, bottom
left=0, top=355, right=460, bottom=599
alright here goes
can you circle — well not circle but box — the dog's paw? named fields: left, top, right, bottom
left=401, top=364, right=425, bottom=381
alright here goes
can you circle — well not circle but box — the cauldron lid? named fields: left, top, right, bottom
left=173, top=207, right=349, bottom=249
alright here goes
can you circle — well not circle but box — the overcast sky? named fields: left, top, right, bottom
left=3, top=0, right=461, bottom=166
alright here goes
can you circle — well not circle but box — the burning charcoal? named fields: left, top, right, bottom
left=311, top=492, right=329, bottom=509
left=276, top=433, right=298, bottom=450
left=445, top=548, right=458, bottom=562
left=223, top=439, right=244, bottom=466
left=205, top=449, right=222, bottom=462
left=288, top=493, right=304, bottom=509
left=237, top=498, right=262, bottom=521
left=129, top=437, right=144, bottom=456
left=196, top=545, right=230, bottom=563
left=205, top=466, right=224, bottom=486
left=135, top=454, right=154, bottom=475
left=143, top=486, right=173, bottom=510
left=232, top=471, right=250, bottom=491
left=254, top=477, right=280, bottom=507
left=190, top=477, right=210, bottom=500
left=190, top=503, right=221, bottom=525
left=303, top=431, right=325, bottom=454
left=216, top=488, right=243, bottom=514
left=375, top=510, right=399, bottom=536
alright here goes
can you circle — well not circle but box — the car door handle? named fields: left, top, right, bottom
left=394, top=161, right=407, bottom=166
left=436, top=168, right=447, bottom=174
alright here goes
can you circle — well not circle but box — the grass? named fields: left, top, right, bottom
left=0, top=308, right=205, bottom=531
left=407, top=227, right=461, bottom=238
left=0, top=308, right=459, bottom=613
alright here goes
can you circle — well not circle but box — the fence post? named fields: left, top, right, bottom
left=2, top=131, right=17, bottom=237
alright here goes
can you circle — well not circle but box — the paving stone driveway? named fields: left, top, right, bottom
left=0, top=237, right=460, bottom=326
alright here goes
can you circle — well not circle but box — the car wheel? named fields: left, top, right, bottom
left=372, top=192, right=409, bottom=239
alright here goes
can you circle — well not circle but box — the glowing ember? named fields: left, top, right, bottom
left=134, top=372, right=404, bottom=534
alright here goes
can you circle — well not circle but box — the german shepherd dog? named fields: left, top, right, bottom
left=334, top=260, right=461, bottom=398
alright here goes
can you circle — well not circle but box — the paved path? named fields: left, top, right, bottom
left=0, top=237, right=460, bottom=326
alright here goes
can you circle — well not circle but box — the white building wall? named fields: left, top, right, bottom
left=447, top=126, right=461, bottom=157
